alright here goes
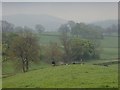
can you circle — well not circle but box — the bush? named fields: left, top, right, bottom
left=70, top=38, right=100, bottom=61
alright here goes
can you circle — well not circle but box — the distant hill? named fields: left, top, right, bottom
left=90, top=20, right=118, bottom=29
left=3, top=14, right=117, bottom=31
left=3, top=14, right=67, bottom=31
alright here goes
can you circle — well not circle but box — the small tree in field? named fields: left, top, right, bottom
left=71, top=38, right=100, bottom=61
left=59, top=24, right=71, bottom=63
left=46, top=42, right=62, bottom=64
left=10, top=28, right=40, bottom=72
left=35, top=24, right=45, bottom=33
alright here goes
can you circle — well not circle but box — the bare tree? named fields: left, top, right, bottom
left=59, top=24, right=71, bottom=63
left=46, top=42, right=62, bottom=64
left=10, top=28, right=40, bottom=72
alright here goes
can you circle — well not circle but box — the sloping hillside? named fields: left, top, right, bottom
left=3, top=14, right=67, bottom=31
left=3, top=64, right=118, bottom=88
left=91, top=20, right=117, bottom=29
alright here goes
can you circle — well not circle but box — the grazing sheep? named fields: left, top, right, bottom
left=103, top=64, right=109, bottom=67
left=66, top=64, right=69, bottom=65
left=59, top=62, right=64, bottom=65
left=52, top=61, right=55, bottom=66
left=72, top=62, right=75, bottom=64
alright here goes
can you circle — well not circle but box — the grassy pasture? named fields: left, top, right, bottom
left=38, top=32, right=118, bottom=47
left=2, top=32, right=118, bottom=88
left=38, top=32, right=118, bottom=59
left=101, top=36, right=118, bottom=48
left=3, top=64, right=118, bottom=88
left=100, top=48, right=118, bottom=59
left=2, top=32, right=118, bottom=74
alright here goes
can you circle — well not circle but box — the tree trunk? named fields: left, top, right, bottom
left=26, top=60, right=29, bottom=72
left=22, top=60, right=25, bottom=72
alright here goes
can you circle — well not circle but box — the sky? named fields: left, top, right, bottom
left=2, top=2, right=118, bottom=22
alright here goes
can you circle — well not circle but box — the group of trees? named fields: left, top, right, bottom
left=71, top=38, right=100, bottom=61
left=58, top=22, right=101, bottom=63
left=2, top=20, right=102, bottom=72
left=2, top=21, right=15, bottom=62
left=58, top=21, right=104, bottom=40
left=2, top=21, right=40, bottom=72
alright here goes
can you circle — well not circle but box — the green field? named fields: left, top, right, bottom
left=38, top=32, right=118, bottom=59
left=38, top=32, right=118, bottom=48
left=39, top=34, right=60, bottom=44
left=3, top=64, right=118, bottom=88
left=100, top=48, right=118, bottom=59
left=100, top=36, right=118, bottom=59
left=2, top=33, right=118, bottom=74
left=101, top=36, right=118, bottom=48
left=2, top=32, right=118, bottom=88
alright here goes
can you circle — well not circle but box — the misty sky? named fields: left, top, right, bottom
left=2, top=2, right=118, bottom=22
